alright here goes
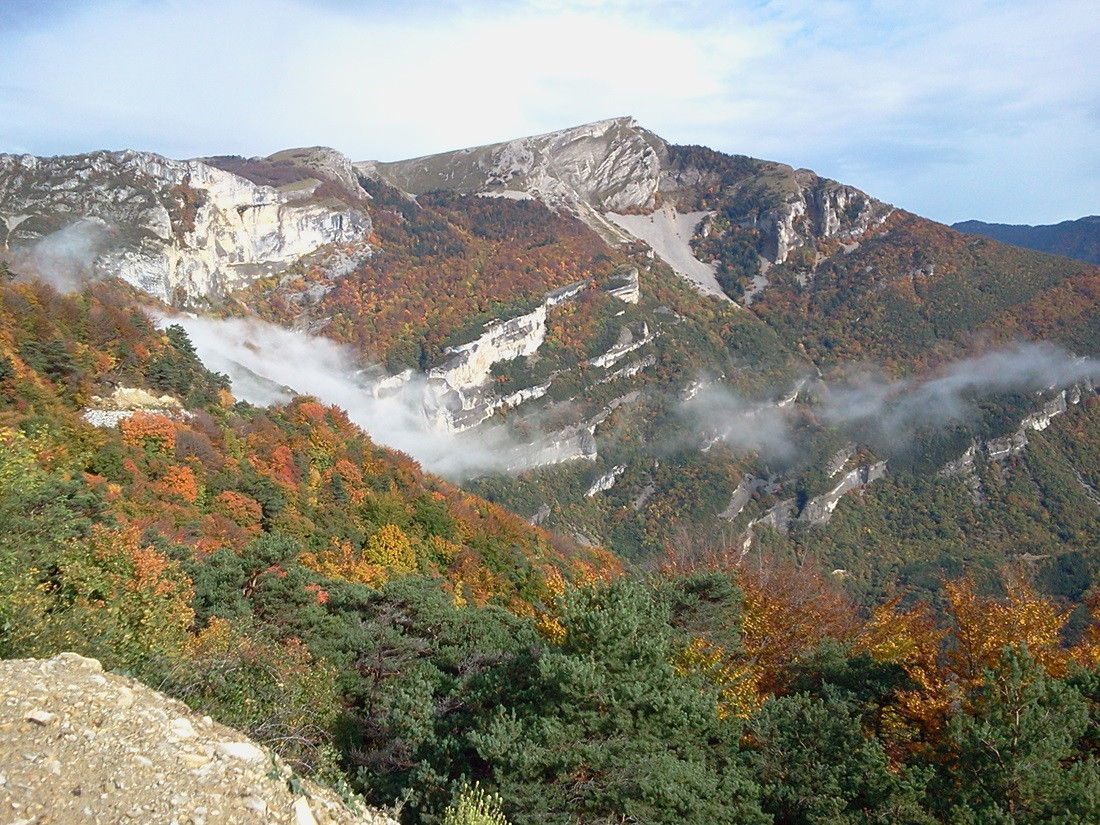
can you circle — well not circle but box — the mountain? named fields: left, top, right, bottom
left=4, top=118, right=1100, bottom=825
left=362, top=116, right=891, bottom=295
left=1, top=118, right=1098, bottom=601
left=953, top=215, right=1100, bottom=265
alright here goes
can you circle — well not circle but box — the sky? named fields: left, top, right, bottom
left=0, top=0, right=1096, bottom=225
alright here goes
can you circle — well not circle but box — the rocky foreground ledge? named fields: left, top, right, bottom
left=0, top=653, right=399, bottom=825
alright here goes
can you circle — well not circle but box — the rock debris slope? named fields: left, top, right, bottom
left=0, top=653, right=397, bottom=825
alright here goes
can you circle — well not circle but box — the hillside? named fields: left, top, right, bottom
left=954, top=215, right=1100, bottom=265
left=353, top=122, right=1100, bottom=590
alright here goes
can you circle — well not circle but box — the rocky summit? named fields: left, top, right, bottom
left=361, top=116, right=890, bottom=278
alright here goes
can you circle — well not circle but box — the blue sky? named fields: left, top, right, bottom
left=0, top=0, right=1096, bottom=225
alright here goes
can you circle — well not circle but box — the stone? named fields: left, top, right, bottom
left=53, top=653, right=103, bottom=672
left=26, top=709, right=57, bottom=726
left=293, top=796, right=319, bottom=825
left=170, top=718, right=197, bottom=740
left=178, top=753, right=209, bottom=768
left=115, top=688, right=134, bottom=710
left=214, top=742, right=265, bottom=763
left=243, top=796, right=268, bottom=815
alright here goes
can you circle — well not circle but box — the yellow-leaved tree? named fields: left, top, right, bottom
left=945, top=570, right=1069, bottom=687
left=364, top=523, right=418, bottom=575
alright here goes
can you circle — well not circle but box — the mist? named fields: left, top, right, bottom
left=819, top=343, right=1100, bottom=440
left=4, top=218, right=112, bottom=292
left=166, top=307, right=1100, bottom=479
left=682, top=342, right=1100, bottom=460
left=681, top=387, right=800, bottom=462
left=170, top=314, right=528, bottom=480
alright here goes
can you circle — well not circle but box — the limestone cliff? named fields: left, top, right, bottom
left=0, top=149, right=370, bottom=304
left=360, top=117, right=665, bottom=243
left=403, top=277, right=655, bottom=435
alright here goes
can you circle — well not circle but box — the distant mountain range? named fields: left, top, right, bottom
left=953, top=215, right=1100, bottom=264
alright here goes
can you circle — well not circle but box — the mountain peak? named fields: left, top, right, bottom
left=358, top=118, right=888, bottom=291
left=358, top=116, right=668, bottom=241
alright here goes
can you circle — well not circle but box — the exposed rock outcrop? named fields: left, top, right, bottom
left=585, top=465, right=627, bottom=497
left=589, top=322, right=653, bottom=370
left=0, top=120, right=889, bottom=312
left=417, top=277, right=651, bottom=434
left=738, top=462, right=887, bottom=546
left=361, top=117, right=666, bottom=243
left=81, top=386, right=188, bottom=428
left=939, top=383, right=1096, bottom=502
left=798, top=462, right=888, bottom=525
left=362, top=118, right=891, bottom=304
left=0, top=653, right=397, bottom=825
left=718, top=475, right=772, bottom=521
left=421, top=281, right=590, bottom=432
left=0, top=150, right=370, bottom=304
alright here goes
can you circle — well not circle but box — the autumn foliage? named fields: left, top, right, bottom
left=243, top=186, right=629, bottom=371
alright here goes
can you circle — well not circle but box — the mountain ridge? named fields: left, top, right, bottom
left=360, top=117, right=892, bottom=283
left=953, top=215, right=1100, bottom=265
left=0, top=147, right=371, bottom=304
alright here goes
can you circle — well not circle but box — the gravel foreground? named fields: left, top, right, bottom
left=0, top=653, right=400, bottom=825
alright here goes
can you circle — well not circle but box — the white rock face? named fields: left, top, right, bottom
left=799, top=462, right=888, bottom=525
left=718, top=476, right=770, bottom=521
left=605, top=266, right=641, bottom=303
left=1022, top=392, right=1069, bottom=431
left=0, top=150, right=370, bottom=303
left=419, top=277, right=642, bottom=434
left=730, top=170, right=890, bottom=267
left=507, top=425, right=599, bottom=472
left=740, top=461, right=886, bottom=543
left=940, top=383, right=1095, bottom=487
left=81, top=386, right=189, bottom=428
left=430, top=304, right=549, bottom=392
left=422, top=303, right=552, bottom=432
left=589, top=322, right=653, bottom=370
left=362, top=117, right=665, bottom=243
left=585, top=465, right=627, bottom=497
left=601, top=354, right=656, bottom=383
